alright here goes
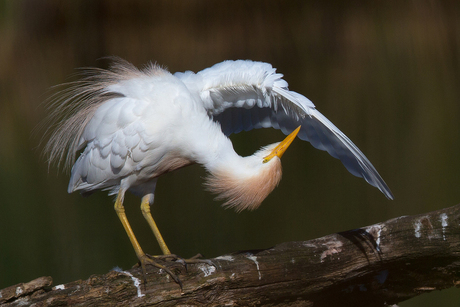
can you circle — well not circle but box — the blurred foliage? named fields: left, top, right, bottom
left=0, top=1, right=459, bottom=306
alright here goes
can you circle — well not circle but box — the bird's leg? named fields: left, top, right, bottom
left=140, top=195, right=215, bottom=269
left=140, top=194, right=171, bottom=255
left=114, top=191, right=182, bottom=287
left=114, top=191, right=145, bottom=260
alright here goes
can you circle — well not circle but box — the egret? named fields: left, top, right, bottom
left=45, top=58, right=393, bottom=282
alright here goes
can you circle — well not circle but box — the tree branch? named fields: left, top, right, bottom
left=2, top=204, right=460, bottom=306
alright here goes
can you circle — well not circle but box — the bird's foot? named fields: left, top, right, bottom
left=136, top=254, right=184, bottom=290
left=153, top=253, right=214, bottom=267
left=135, top=253, right=215, bottom=291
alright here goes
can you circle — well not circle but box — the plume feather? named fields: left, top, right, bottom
left=43, top=57, right=166, bottom=171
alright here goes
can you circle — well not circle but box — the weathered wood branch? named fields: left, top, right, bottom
left=2, top=204, right=460, bottom=306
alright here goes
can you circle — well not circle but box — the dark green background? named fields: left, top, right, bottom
left=1, top=1, right=459, bottom=305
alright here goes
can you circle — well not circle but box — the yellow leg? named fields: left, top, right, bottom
left=141, top=195, right=171, bottom=255
left=114, top=190, right=146, bottom=260
left=114, top=191, right=183, bottom=288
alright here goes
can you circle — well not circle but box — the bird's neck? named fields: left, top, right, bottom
left=182, top=121, right=282, bottom=212
left=202, top=141, right=283, bottom=212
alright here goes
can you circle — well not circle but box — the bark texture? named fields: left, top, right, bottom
left=2, top=204, right=460, bottom=306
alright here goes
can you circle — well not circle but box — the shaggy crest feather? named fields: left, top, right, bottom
left=43, top=57, right=167, bottom=171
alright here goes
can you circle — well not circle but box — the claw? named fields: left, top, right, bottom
left=185, top=253, right=216, bottom=268
left=137, top=253, right=215, bottom=292
left=138, top=254, right=183, bottom=291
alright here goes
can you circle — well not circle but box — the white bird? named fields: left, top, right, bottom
left=45, top=58, right=393, bottom=281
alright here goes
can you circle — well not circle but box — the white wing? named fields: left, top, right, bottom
left=67, top=97, right=149, bottom=194
left=176, top=60, right=393, bottom=199
left=46, top=59, right=188, bottom=196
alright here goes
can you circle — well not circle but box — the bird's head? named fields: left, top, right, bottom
left=205, top=126, right=301, bottom=212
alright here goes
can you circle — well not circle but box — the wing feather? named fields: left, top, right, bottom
left=177, top=60, right=393, bottom=199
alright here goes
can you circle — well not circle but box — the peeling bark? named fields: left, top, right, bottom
left=2, top=204, right=460, bottom=306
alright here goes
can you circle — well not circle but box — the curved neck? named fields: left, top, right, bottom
left=182, top=119, right=283, bottom=212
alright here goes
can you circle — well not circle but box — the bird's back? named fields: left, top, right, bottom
left=46, top=60, right=202, bottom=196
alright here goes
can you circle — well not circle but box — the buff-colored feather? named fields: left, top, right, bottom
left=205, top=149, right=283, bottom=212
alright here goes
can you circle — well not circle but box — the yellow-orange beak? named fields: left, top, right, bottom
left=263, top=126, right=301, bottom=163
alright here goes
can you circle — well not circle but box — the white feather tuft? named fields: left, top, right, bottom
left=43, top=57, right=167, bottom=171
